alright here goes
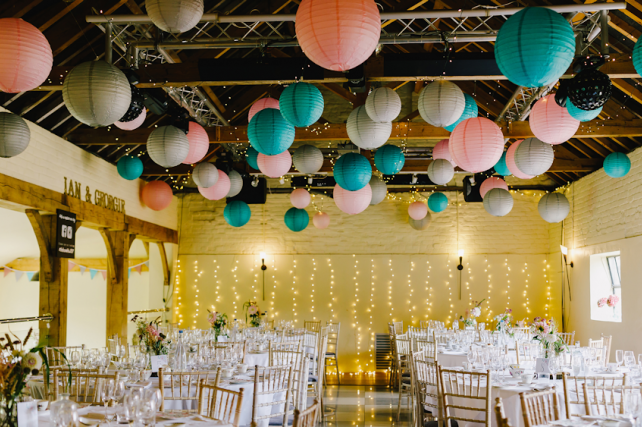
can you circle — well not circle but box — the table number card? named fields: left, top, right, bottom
left=17, top=401, right=38, bottom=427
left=535, top=357, right=551, bottom=374
left=150, top=355, right=168, bottom=373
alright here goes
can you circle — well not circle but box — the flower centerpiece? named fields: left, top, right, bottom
left=530, top=317, right=567, bottom=358
left=494, top=308, right=514, bottom=337
left=458, top=299, right=485, bottom=328
left=243, top=300, right=264, bottom=327
left=131, top=316, right=169, bottom=355
left=207, top=310, right=228, bottom=338
left=597, top=295, right=620, bottom=308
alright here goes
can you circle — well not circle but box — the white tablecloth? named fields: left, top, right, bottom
left=244, top=351, right=269, bottom=367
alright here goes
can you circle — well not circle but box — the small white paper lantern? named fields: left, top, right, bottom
left=418, top=81, right=466, bottom=127
left=0, top=112, right=30, bottom=158
left=146, top=0, right=204, bottom=33
left=346, top=105, right=392, bottom=150
left=514, top=137, right=555, bottom=176
left=293, top=144, right=324, bottom=174
left=147, top=125, right=190, bottom=168
left=409, top=213, right=431, bottom=230
left=427, top=159, right=455, bottom=185
left=227, top=170, right=243, bottom=197
left=62, top=61, right=131, bottom=127
left=369, top=176, right=387, bottom=205
left=483, top=188, right=514, bottom=217
left=365, top=87, right=402, bottom=123
left=192, top=162, right=218, bottom=188
left=538, top=192, right=570, bottom=223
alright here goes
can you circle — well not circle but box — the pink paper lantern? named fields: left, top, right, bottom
left=198, top=170, right=230, bottom=200
left=295, top=0, right=380, bottom=72
left=249, top=98, right=279, bottom=122
left=334, top=184, right=372, bottom=215
left=433, top=139, right=456, bottom=167
left=182, top=122, right=209, bottom=164
left=449, top=117, right=504, bottom=173
left=313, top=212, right=330, bottom=229
left=115, top=108, right=146, bottom=131
left=408, top=201, right=428, bottom=220
left=258, top=151, right=292, bottom=178
left=141, top=181, right=173, bottom=211
left=529, top=94, right=580, bottom=145
left=480, top=177, right=509, bottom=198
left=506, top=140, right=534, bottom=179
left=0, top=18, right=53, bottom=93
left=290, top=188, right=311, bottom=209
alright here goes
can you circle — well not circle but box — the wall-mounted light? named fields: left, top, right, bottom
left=560, top=245, right=573, bottom=268
left=457, top=249, right=464, bottom=271
left=259, top=252, right=267, bottom=301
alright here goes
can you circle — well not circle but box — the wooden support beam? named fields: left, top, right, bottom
left=156, top=242, right=170, bottom=288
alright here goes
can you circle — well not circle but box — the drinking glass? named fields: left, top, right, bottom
left=548, top=357, right=559, bottom=383
left=112, top=380, right=126, bottom=403
left=100, top=379, right=115, bottom=425
left=617, top=350, right=624, bottom=367
left=625, top=351, right=636, bottom=369
left=70, top=351, right=80, bottom=368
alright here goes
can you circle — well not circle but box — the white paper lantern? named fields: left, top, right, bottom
left=147, top=125, right=190, bottom=168
left=293, top=144, right=324, bottom=174
left=0, top=112, right=30, bottom=158
left=62, top=61, right=131, bottom=127
left=192, top=162, right=218, bottom=188
left=146, top=0, right=204, bottom=33
left=365, top=87, right=402, bottom=123
left=538, top=192, right=570, bottom=223
left=427, top=159, right=455, bottom=185
left=369, top=176, right=387, bottom=205
left=346, top=105, right=392, bottom=150
left=418, top=81, right=466, bottom=127
left=483, top=188, right=514, bottom=217
left=409, top=213, right=431, bottom=230
left=514, top=137, right=555, bottom=176
left=227, top=170, right=243, bottom=197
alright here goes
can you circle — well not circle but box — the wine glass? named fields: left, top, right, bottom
left=548, top=356, right=559, bottom=384
left=625, top=351, right=636, bottom=369
left=100, top=379, right=115, bottom=425
left=101, top=354, right=111, bottom=373
left=616, top=350, right=624, bottom=368
left=70, top=351, right=80, bottom=369
left=112, top=380, right=125, bottom=403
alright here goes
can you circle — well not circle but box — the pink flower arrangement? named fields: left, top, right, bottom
left=248, top=305, right=258, bottom=315
left=597, top=297, right=607, bottom=308
left=607, top=295, right=620, bottom=307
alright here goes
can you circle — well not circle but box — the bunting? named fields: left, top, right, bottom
left=2, top=259, right=149, bottom=282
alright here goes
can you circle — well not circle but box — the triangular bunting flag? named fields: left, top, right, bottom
left=68, top=261, right=75, bottom=270
left=90, top=269, right=98, bottom=280
left=79, top=265, right=87, bottom=275
left=3, top=267, right=12, bottom=277
left=26, top=272, right=35, bottom=281
left=100, top=271, right=107, bottom=280
left=134, top=264, right=143, bottom=274
left=144, top=261, right=149, bottom=267
left=15, top=271, right=24, bottom=282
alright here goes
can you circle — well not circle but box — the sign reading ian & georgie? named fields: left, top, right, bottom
left=64, top=177, right=126, bottom=214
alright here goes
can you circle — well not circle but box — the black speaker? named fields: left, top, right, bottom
left=227, top=177, right=267, bottom=204
left=463, top=175, right=487, bottom=202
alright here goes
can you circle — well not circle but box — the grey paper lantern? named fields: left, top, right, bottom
left=346, top=105, right=392, bottom=150
left=192, top=162, right=218, bottom=188
left=146, top=0, right=204, bottom=33
left=147, top=125, right=190, bottom=168
left=227, top=170, right=243, bottom=197
left=365, top=87, right=402, bottom=123
left=369, top=176, right=387, bottom=205
left=418, top=81, right=466, bottom=127
left=427, top=159, right=455, bottom=185
left=483, top=188, right=514, bottom=217
left=538, top=192, right=570, bottom=223
left=0, top=112, right=30, bottom=158
left=293, top=144, right=324, bottom=174
left=409, top=213, right=432, bottom=230
left=514, top=137, right=555, bottom=176
left=62, top=61, right=131, bottom=127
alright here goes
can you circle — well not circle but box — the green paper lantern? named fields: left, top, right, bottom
left=444, top=94, right=478, bottom=132
left=333, top=152, right=372, bottom=191
left=248, top=108, right=295, bottom=155
left=117, top=155, right=143, bottom=180
left=284, top=207, right=309, bottom=232
left=428, top=192, right=448, bottom=213
left=279, top=82, right=324, bottom=127
left=566, top=98, right=602, bottom=122
left=495, top=7, right=575, bottom=88
left=603, top=152, right=631, bottom=178
left=374, top=145, right=405, bottom=175
left=494, top=151, right=511, bottom=177
left=634, top=37, right=642, bottom=76
left=223, top=200, right=251, bottom=227
left=246, top=146, right=259, bottom=170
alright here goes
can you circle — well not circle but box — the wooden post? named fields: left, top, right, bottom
left=101, top=230, right=135, bottom=342
left=25, top=209, right=69, bottom=347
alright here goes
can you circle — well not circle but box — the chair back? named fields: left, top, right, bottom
left=53, top=369, right=119, bottom=404
left=562, top=372, right=628, bottom=418
left=46, top=345, right=84, bottom=366
left=293, top=399, right=320, bottom=427
left=420, top=320, right=430, bottom=329
left=303, top=320, right=321, bottom=333
left=303, top=331, right=318, bottom=360
left=270, top=340, right=302, bottom=353
left=582, top=383, right=642, bottom=416
left=158, top=368, right=212, bottom=412
left=495, top=398, right=512, bottom=427
left=313, top=328, right=328, bottom=377
left=477, top=322, right=486, bottom=331
left=433, top=331, right=450, bottom=345
left=516, top=342, right=539, bottom=364
left=415, top=339, right=437, bottom=361
left=414, top=356, right=440, bottom=423
left=270, top=350, right=306, bottom=409
left=559, top=331, right=575, bottom=346
left=519, top=388, right=561, bottom=427
left=251, top=365, right=294, bottom=425
left=197, top=380, right=244, bottom=427
left=326, top=322, right=340, bottom=355
left=393, top=321, right=404, bottom=334
left=600, top=334, right=613, bottom=364
left=438, top=366, right=492, bottom=427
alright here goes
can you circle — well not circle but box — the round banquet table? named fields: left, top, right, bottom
left=244, top=350, right=269, bottom=367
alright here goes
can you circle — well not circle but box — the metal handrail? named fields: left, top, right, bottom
left=0, top=314, right=54, bottom=324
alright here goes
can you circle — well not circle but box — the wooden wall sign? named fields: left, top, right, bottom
left=64, top=177, right=126, bottom=214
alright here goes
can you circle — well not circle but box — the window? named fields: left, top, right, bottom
left=590, top=251, right=622, bottom=322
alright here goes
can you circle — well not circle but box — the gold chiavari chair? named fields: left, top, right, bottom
left=270, top=350, right=306, bottom=409
left=293, top=399, right=320, bottom=427
left=519, top=388, right=562, bottom=427
left=308, top=329, right=327, bottom=422
left=388, top=322, right=398, bottom=387
left=495, top=397, right=513, bottom=427
left=439, top=366, right=492, bottom=427
left=559, top=331, right=575, bottom=346
left=303, top=320, right=321, bottom=333
left=197, top=380, right=244, bottom=427
left=46, top=345, right=84, bottom=366
left=415, top=339, right=437, bottom=362
left=515, top=342, right=539, bottom=365
left=53, top=369, right=119, bottom=404
left=588, top=338, right=606, bottom=367
left=303, top=331, right=318, bottom=362
left=420, top=320, right=430, bottom=329
left=271, top=340, right=303, bottom=353
left=395, top=337, right=413, bottom=421
left=413, top=350, right=441, bottom=426
left=562, top=372, right=629, bottom=418
left=393, top=321, right=404, bottom=335
left=324, top=322, right=340, bottom=384
left=251, top=365, right=294, bottom=427
left=601, top=334, right=613, bottom=364
left=433, top=331, right=450, bottom=345
left=158, top=368, right=212, bottom=412
left=582, top=384, right=642, bottom=416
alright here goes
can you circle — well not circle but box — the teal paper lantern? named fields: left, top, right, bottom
left=224, top=200, right=251, bottom=227
left=333, top=152, right=372, bottom=191
left=284, top=207, right=309, bottom=232
left=374, top=145, right=405, bottom=175
left=246, top=146, right=259, bottom=170
left=117, top=155, right=143, bottom=180
left=494, top=151, right=511, bottom=177
left=495, top=8, right=575, bottom=88
left=428, top=192, right=448, bottom=213
left=248, top=108, right=295, bottom=155
left=634, top=37, right=642, bottom=76
left=444, top=94, right=478, bottom=132
left=603, top=152, right=631, bottom=178
left=279, top=82, right=324, bottom=127
left=566, top=98, right=602, bottom=122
